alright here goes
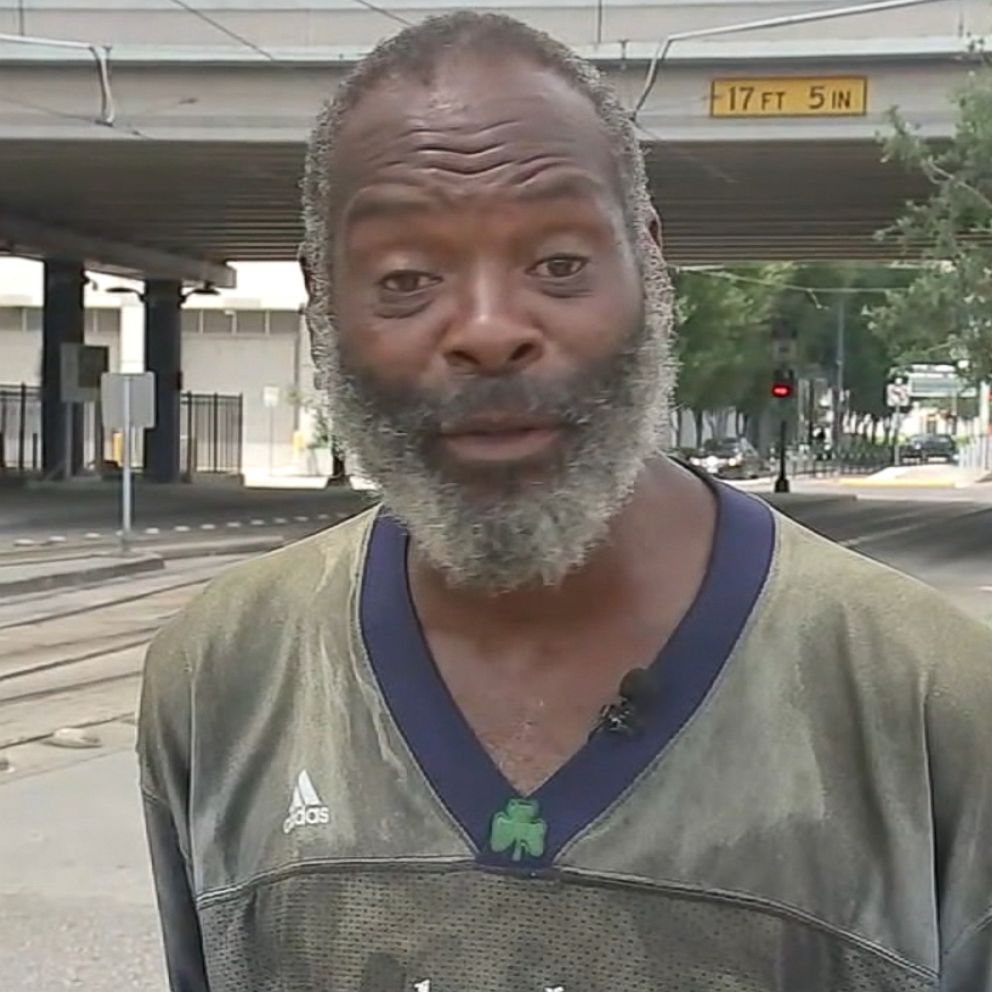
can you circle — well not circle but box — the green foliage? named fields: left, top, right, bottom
left=672, top=263, right=914, bottom=428
left=870, top=60, right=992, bottom=381
left=771, top=263, right=917, bottom=420
left=672, top=265, right=790, bottom=422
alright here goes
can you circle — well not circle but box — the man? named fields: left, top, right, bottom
left=138, top=12, right=992, bottom=991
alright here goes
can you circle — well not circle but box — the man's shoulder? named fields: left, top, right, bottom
left=149, top=505, right=378, bottom=667
left=770, top=509, right=992, bottom=670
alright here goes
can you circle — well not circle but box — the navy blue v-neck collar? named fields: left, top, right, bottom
left=358, top=480, right=775, bottom=870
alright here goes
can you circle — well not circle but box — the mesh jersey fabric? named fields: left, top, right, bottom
left=137, top=490, right=992, bottom=992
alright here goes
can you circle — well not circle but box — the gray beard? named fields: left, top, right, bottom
left=315, top=307, right=673, bottom=592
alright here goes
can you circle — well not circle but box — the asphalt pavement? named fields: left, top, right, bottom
left=1, top=486, right=991, bottom=991
left=0, top=478, right=376, bottom=552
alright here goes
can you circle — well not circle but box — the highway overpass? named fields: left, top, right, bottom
left=0, top=0, right=988, bottom=479
left=1, top=0, right=988, bottom=273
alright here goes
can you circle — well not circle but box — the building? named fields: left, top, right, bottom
left=0, top=258, right=327, bottom=481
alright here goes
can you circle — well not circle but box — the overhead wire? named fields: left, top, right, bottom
left=669, top=265, right=912, bottom=304
left=164, top=0, right=286, bottom=64
left=165, top=0, right=411, bottom=61
left=342, top=0, right=413, bottom=27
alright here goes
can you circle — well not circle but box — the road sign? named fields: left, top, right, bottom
left=101, top=372, right=155, bottom=554
left=263, top=386, right=280, bottom=409
left=710, top=76, right=868, bottom=118
left=101, top=372, right=156, bottom=430
left=61, top=343, right=109, bottom=403
left=886, top=381, right=911, bottom=410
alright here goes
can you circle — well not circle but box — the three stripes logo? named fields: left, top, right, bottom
left=282, top=770, right=330, bottom=834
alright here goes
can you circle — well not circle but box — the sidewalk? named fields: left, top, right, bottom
left=837, top=465, right=992, bottom=490
left=0, top=725, right=168, bottom=992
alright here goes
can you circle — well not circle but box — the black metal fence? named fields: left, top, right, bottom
left=789, top=444, right=895, bottom=478
left=0, top=384, right=41, bottom=475
left=0, top=384, right=243, bottom=479
left=180, top=392, right=244, bottom=477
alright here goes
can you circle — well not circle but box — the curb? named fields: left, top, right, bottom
left=156, top=537, right=286, bottom=561
left=759, top=493, right=858, bottom=510
left=0, top=554, right=165, bottom=597
left=837, top=477, right=960, bottom=490
left=0, top=537, right=286, bottom=598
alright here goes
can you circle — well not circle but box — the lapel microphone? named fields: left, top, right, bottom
left=591, top=667, right=656, bottom=738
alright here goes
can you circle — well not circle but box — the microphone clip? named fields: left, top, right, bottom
left=589, top=668, right=655, bottom=740
left=595, top=698, right=641, bottom=736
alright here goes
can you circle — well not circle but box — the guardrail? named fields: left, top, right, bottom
left=788, top=445, right=894, bottom=478
left=0, top=383, right=243, bottom=479
left=0, top=384, right=40, bottom=476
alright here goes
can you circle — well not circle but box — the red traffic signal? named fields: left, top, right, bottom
left=771, top=368, right=795, bottom=399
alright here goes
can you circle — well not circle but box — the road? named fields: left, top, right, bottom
left=1, top=491, right=990, bottom=991
left=0, top=479, right=376, bottom=553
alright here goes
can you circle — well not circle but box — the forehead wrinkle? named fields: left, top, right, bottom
left=330, top=68, right=627, bottom=231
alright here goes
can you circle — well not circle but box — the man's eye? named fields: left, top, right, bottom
left=378, top=271, right=439, bottom=294
left=532, top=255, right=588, bottom=279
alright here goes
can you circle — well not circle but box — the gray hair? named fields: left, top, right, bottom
left=300, top=11, right=671, bottom=388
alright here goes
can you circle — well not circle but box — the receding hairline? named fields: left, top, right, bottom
left=301, top=11, right=658, bottom=301
left=325, top=64, right=624, bottom=238
left=323, top=51, right=626, bottom=217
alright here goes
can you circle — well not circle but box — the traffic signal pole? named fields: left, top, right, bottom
left=774, top=417, right=790, bottom=493
left=771, top=366, right=795, bottom=494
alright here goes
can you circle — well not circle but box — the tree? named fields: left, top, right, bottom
left=768, top=263, right=917, bottom=436
left=870, top=58, right=992, bottom=382
left=672, top=265, right=790, bottom=444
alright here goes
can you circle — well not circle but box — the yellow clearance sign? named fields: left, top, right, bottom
left=710, top=77, right=868, bottom=118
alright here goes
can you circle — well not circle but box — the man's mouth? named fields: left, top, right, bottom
left=438, top=415, right=565, bottom=465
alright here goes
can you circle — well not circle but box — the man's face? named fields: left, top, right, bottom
left=310, top=55, right=673, bottom=589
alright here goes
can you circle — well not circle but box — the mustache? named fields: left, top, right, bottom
left=340, top=336, right=646, bottom=438
left=374, top=375, right=600, bottom=434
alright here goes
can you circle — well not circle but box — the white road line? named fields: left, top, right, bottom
left=294, top=516, right=309, bottom=522
left=145, top=527, right=160, bottom=535
left=226, top=521, right=242, bottom=528
left=273, top=517, right=288, bottom=524
left=174, top=525, right=191, bottom=533
left=980, top=586, right=992, bottom=593
left=13, top=538, right=34, bottom=547
left=201, top=523, right=216, bottom=531
left=317, top=513, right=329, bottom=521
left=47, top=535, right=67, bottom=544
left=250, top=519, right=265, bottom=526
left=84, top=532, right=101, bottom=540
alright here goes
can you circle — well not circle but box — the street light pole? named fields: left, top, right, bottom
left=832, top=296, right=846, bottom=463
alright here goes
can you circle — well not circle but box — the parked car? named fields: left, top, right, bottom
left=689, top=438, right=765, bottom=479
left=899, top=433, right=957, bottom=464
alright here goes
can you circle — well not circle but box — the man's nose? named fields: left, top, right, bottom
left=442, top=273, right=545, bottom=375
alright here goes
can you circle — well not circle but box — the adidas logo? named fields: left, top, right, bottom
left=282, top=770, right=330, bottom=834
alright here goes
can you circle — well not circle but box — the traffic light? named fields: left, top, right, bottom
left=771, top=368, right=795, bottom=399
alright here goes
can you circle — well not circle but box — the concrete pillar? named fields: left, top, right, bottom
left=41, top=260, right=85, bottom=476
left=144, top=280, right=183, bottom=483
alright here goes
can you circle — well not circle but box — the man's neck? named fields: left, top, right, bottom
left=407, top=455, right=717, bottom=631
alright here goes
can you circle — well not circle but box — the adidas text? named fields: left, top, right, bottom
left=283, top=806, right=330, bottom=834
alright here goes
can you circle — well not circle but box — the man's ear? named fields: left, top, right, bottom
left=297, top=243, right=314, bottom=297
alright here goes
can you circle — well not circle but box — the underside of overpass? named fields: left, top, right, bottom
left=0, top=136, right=930, bottom=270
